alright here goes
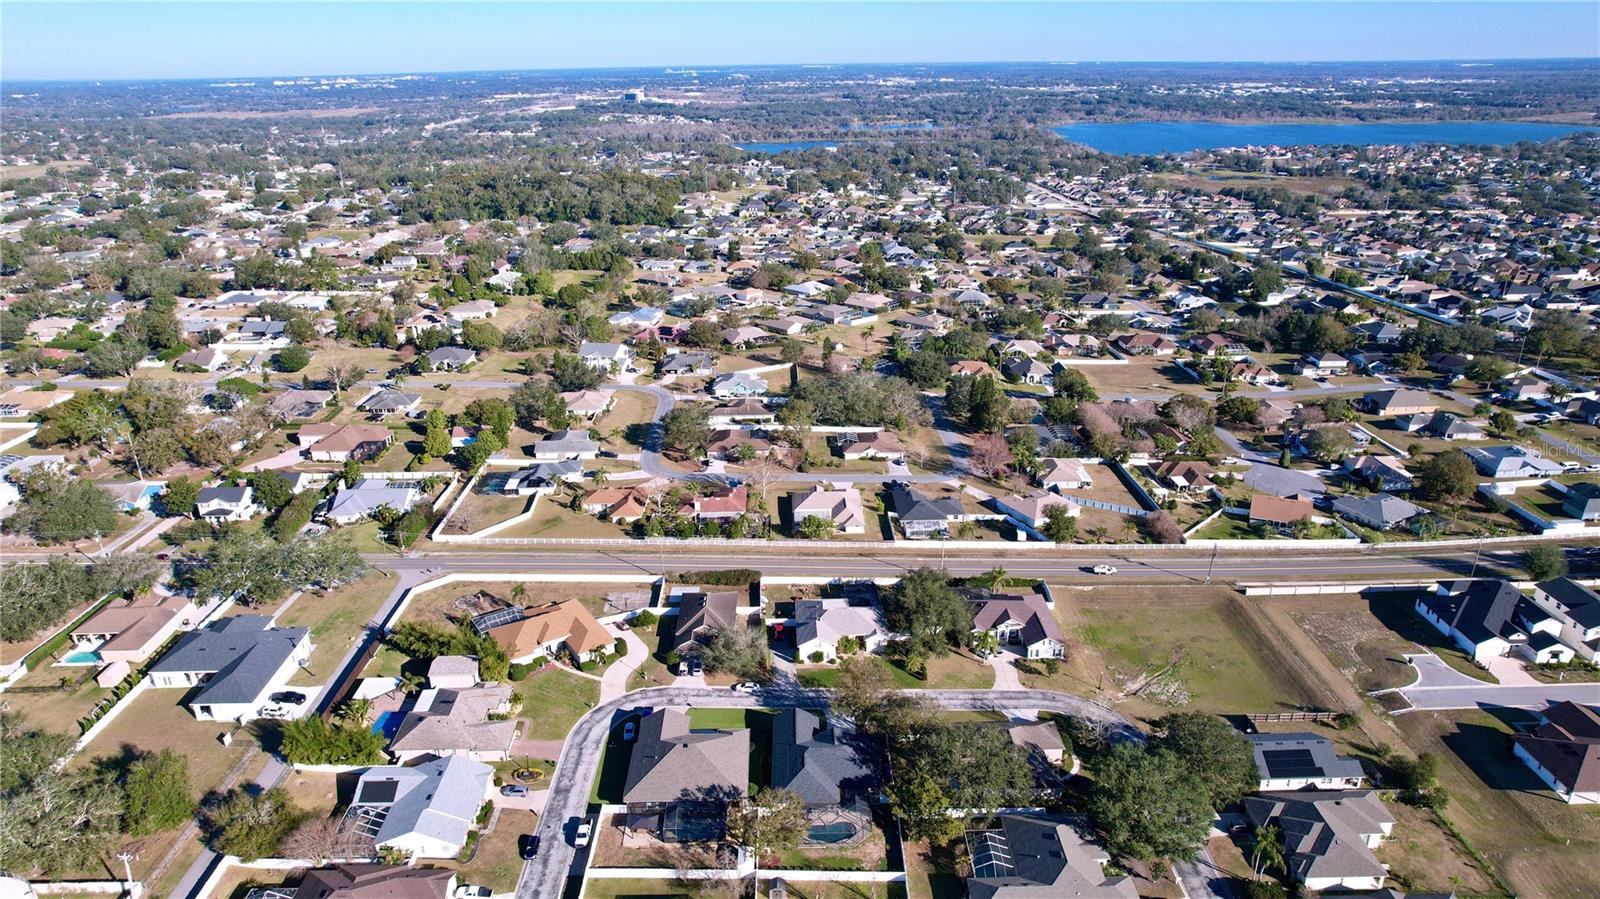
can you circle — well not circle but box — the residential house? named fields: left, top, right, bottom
left=69, top=593, right=198, bottom=671
left=388, top=678, right=517, bottom=763
left=1464, top=445, right=1565, bottom=479
left=1248, top=495, right=1315, bottom=533
left=195, top=485, right=262, bottom=523
left=322, top=479, right=421, bottom=525
left=658, top=352, right=717, bottom=377
left=359, top=390, right=421, bottom=418
left=1343, top=455, right=1414, bottom=492
left=1395, top=412, right=1484, bottom=441
left=1512, top=701, right=1600, bottom=804
left=709, top=399, right=775, bottom=427
left=267, top=388, right=333, bottom=419
left=1152, top=459, right=1214, bottom=493
left=149, top=615, right=311, bottom=722
left=298, top=423, right=394, bottom=462
left=1243, top=791, right=1395, bottom=892
left=424, top=347, right=476, bottom=371
left=532, top=429, right=599, bottom=461
left=1562, top=483, right=1600, bottom=521
left=679, top=485, right=748, bottom=522
left=621, top=708, right=749, bottom=807
left=1298, top=353, right=1349, bottom=378
left=578, top=341, right=632, bottom=371
left=967, top=590, right=1066, bottom=659
left=990, top=490, right=1079, bottom=534
left=1038, top=458, right=1092, bottom=492
left=503, top=459, right=583, bottom=495
left=1246, top=732, right=1366, bottom=791
left=789, top=485, right=867, bottom=535
left=478, top=599, right=612, bottom=665
left=710, top=372, right=768, bottom=399
left=1115, top=333, right=1177, bottom=356
left=560, top=388, right=614, bottom=420
left=887, top=482, right=964, bottom=540
left=964, top=815, right=1137, bottom=899
left=707, top=428, right=772, bottom=460
left=582, top=485, right=654, bottom=523
left=346, top=755, right=494, bottom=859
left=1415, top=580, right=1574, bottom=665
left=1007, top=721, right=1068, bottom=766
left=792, top=596, right=888, bottom=662
left=1360, top=388, right=1438, bottom=417
left=672, top=590, right=742, bottom=659
left=771, top=708, right=875, bottom=843
left=837, top=431, right=903, bottom=461
left=176, top=347, right=228, bottom=372
left=1529, top=578, right=1600, bottom=663
left=1329, top=492, right=1426, bottom=531
left=1003, top=356, right=1053, bottom=385
left=285, top=864, right=455, bottom=899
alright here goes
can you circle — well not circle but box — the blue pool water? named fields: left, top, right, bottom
left=1053, top=120, right=1600, bottom=155
left=62, top=649, right=103, bottom=665
left=372, top=710, right=402, bottom=739
left=806, top=822, right=858, bottom=844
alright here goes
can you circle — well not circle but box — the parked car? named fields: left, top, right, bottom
left=686, top=656, right=704, bottom=676
left=621, top=719, right=637, bottom=742
left=455, top=886, right=492, bottom=899
left=519, top=834, right=540, bottom=859
left=500, top=784, right=530, bottom=798
left=270, top=691, right=306, bottom=705
left=573, top=818, right=592, bottom=847
left=1091, top=564, right=1118, bottom=575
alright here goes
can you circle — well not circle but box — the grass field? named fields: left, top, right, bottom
left=1062, top=586, right=1325, bottom=717
left=516, top=668, right=600, bottom=743
left=278, top=573, right=395, bottom=687
left=798, top=651, right=993, bottom=690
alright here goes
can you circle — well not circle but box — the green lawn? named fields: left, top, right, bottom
left=797, top=652, right=992, bottom=690
left=516, top=668, right=601, bottom=742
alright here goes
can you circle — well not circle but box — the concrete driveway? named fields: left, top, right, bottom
left=1389, top=652, right=1600, bottom=711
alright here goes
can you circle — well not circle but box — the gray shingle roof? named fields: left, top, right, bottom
left=150, top=615, right=308, bottom=706
left=770, top=708, right=872, bottom=808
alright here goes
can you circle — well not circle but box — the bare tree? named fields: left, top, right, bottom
left=280, top=817, right=343, bottom=864
left=325, top=362, right=365, bottom=394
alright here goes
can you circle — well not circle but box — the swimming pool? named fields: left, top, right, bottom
left=61, top=649, right=103, bottom=665
left=371, top=710, right=402, bottom=740
left=805, top=822, right=858, bottom=844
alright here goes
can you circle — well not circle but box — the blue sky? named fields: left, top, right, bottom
left=3, top=2, right=1596, bottom=81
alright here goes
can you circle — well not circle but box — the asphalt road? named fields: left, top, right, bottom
left=513, top=686, right=1139, bottom=899
left=371, top=545, right=1593, bottom=583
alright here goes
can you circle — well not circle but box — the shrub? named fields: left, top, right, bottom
left=579, top=660, right=598, bottom=672
left=631, top=610, right=659, bottom=628
left=613, top=637, right=627, bottom=656
left=809, top=651, right=825, bottom=663
left=280, top=716, right=386, bottom=766
left=672, top=568, right=761, bottom=586
left=203, top=787, right=305, bottom=861
left=508, top=663, right=534, bottom=681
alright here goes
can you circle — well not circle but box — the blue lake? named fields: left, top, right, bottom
left=1053, top=121, right=1600, bottom=155
left=737, top=140, right=840, bottom=153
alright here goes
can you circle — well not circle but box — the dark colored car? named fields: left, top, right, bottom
left=519, top=834, right=540, bottom=859
left=270, top=691, right=307, bottom=705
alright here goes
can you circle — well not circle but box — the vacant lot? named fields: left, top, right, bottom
left=1285, top=593, right=1421, bottom=692
left=798, top=651, right=993, bottom=691
left=1059, top=586, right=1326, bottom=718
left=1080, top=357, right=1209, bottom=397
left=1394, top=709, right=1600, bottom=899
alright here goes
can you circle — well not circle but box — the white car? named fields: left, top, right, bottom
left=1091, top=564, right=1118, bottom=576
left=731, top=681, right=761, bottom=693
left=574, top=819, right=592, bottom=848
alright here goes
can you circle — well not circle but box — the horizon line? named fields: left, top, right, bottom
left=5, top=56, right=1599, bottom=86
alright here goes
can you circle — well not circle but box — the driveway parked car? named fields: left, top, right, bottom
left=270, top=691, right=306, bottom=705
left=500, top=784, right=530, bottom=798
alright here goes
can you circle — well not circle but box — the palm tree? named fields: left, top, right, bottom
left=511, top=583, right=528, bottom=603
left=1250, top=823, right=1285, bottom=878
left=335, top=698, right=372, bottom=726
left=591, top=469, right=610, bottom=488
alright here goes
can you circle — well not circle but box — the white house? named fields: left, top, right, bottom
left=348, top=755, right=494, bottom=859
left=148, top=616, right=311, bottom=723
left=792, top=597, right=889, bottom=663
left=194, top=485, right=262, bottom=523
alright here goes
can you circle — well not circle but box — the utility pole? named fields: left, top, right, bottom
left=1469, top=536, right=1484, bottom=580
left=1205, top=544, right=1219, bottom=584
left=116, top=850, right=136, bottom=896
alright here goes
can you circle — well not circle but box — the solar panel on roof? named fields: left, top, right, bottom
left=357, top=779, right=399, bottom=804
left=470, top=606, right=525, bottom=635
left=1262, top=748, right=1325, bottom=779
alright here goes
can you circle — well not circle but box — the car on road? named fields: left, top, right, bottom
left=519, top=834, right=540, bottom=859
left=1582, top=464, right=1600, bottom=474
left=500, top=784, right=530, bottom=798
left=1091, top=564, right=1118, bottom=575
left=621, top=719, right=637, bottom=742
left=731, top=681, right=760, bottom=693
left=365, top=368, right=379, bottom=374
left=270, top=691, right=306, bottom=705
left=573, top=818, right=592, bottom=847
